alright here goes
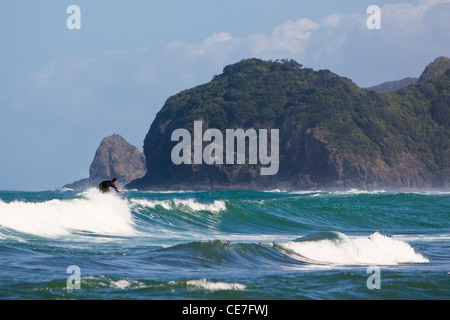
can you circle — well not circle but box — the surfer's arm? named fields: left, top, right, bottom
left=113, top=185, right=123, bottom=193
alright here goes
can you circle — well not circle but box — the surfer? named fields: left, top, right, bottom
left=99, top=178, right=123, bottom=194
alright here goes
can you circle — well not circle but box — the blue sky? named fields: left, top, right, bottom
left=1, top=0, right=449, bottom=190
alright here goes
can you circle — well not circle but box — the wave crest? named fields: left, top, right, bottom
left=130, top=198, right=226, bottom=213
left=276, top=232, right=429, bottom=265
left=0, top=189, right=136, bottom=238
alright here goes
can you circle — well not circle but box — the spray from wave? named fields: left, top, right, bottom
left=0, top=189, right=136, bottom=237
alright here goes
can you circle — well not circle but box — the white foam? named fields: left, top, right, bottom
left=186, top=279, right=246, bottom=291
left=140, top=190, right=195, bottom=194
left=264, top=189, right=286, bottom=193
left=174, top=199, right=226, bottom=212
left=0, top=189, right=136, bottom=238
left=277, top=232, right=429, bottom=265
left=408, top=190, right=450, bottom=195
left=111, top=279, right=134, bottom=289
left=130, top=198, right=226, bottom=213
left=331, top=189, right=387, bottom=195
left=393, top=234, right=450, bottom=242
left=289, top=190, right=323, bottom=195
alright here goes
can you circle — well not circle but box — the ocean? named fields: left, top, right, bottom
left=0, top=188, right=449, bottom=302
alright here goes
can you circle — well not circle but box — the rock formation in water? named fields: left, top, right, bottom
left=64, top=134, right=146, bottom=189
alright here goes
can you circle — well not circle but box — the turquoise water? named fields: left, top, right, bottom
left=0, top=189, right=449, bottom=300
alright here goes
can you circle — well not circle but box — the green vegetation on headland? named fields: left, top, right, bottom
left=127, top=57, right=450, bottom=191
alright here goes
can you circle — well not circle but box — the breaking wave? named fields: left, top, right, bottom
left=0, top=189, right=135, bottom=237
left=274, top=231, right=429, bottom=265
left=0, top=189, right=434, bottom=268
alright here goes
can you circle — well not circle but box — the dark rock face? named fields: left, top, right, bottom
left=127, top=58, right=450, bottom=191
left=417, top=57, right=450, bottom=84
left=64, top=134, right=146, bottom=190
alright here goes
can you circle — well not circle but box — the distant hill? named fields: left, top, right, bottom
left=366, top=56, right=450, bottom=92
left=64, top=134, right=146, bottom=190
left=127, top=57, right=450, bottom=191
left=366, top=77, right=418, bottom=93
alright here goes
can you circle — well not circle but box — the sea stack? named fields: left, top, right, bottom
left=64, top=134, right=147, bottom=189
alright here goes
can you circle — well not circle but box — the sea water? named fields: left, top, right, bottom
left=0, top=188, right=449, bottom=300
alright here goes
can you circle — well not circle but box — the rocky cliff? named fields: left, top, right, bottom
left=64, top=134, right=147, bottom=189
left=127, top=57, right=450, bottom=191
left=417, top=57, right=450, bottom=83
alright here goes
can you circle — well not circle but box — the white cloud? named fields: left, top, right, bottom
left=321, top=13, right=346, bottom=28
left=9, top=0, right=449, bottom=119
left=383, top=3, right=428, bottom=32
left=272, top=18, right=320, bottom=41
left=248, top=18, right=320, bottom=56
left=167, top=32, right=235, bottom=60
left=418, top=0, right=450, bottom=6
left=381, top=0, right=450, bottom=33
left=162, top=0, right=449, bottom=87
left=206, top=32, right=233, bottom=43
left=7, top=0, right=450, bottom=118
left=165, top=18, right=321, bottom=63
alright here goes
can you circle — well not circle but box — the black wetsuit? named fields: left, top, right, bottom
left=99, top=180, right=120, bottom=193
